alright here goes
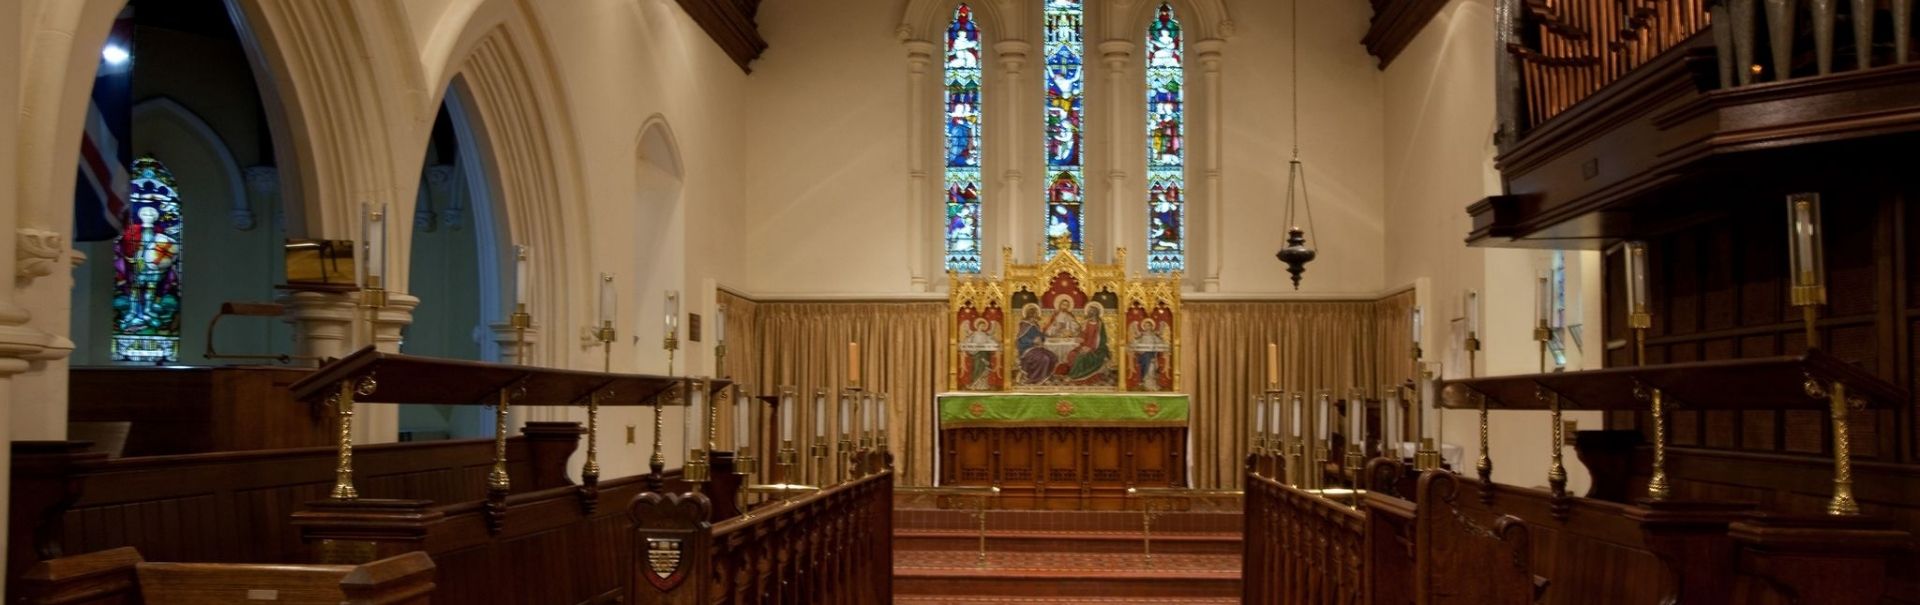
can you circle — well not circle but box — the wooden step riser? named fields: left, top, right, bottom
left=896, top=512, right=1242, bottom=534
left=893, top=576, right=1241, bottom=598
left=894, top=535, right=1240, bottom=555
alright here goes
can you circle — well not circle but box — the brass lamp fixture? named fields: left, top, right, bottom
left=1274, top=0, right=1319, bottom=289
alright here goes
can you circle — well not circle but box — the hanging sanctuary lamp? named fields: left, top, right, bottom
left=1275, top=0, right=1319, bottom=289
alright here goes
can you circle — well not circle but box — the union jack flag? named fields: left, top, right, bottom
left=75, top=10, right=133, bottom=242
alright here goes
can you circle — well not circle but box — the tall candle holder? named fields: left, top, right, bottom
left=1639, top=384, right=1671, bottom=502
left=649, top=330, right=676, bottom=493
left=685, top=378, right=714, bottom=490
left=1412, top=345, right=1441, bottom=472
left=1250, top=394, right=1269, bottom=478
left=1286, top=392, right=1307, bottom=488
left=1467, top=331, right=1490, bottom=489
left=1623, top=241, right=1653, bottom=365
left=587, top=315, right=610, bottom=492
left=810, top=388, right=829, bottom=486
left=1343, top=390, right=1365, bottom=507
left=1541, top=385, right=1568, bottom=498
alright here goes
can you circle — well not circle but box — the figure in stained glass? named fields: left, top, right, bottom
left=112, top=155, right=184, bottom=363
left=1043, top=0, right=1085, bottom=255
left=1144, top=3, right=1186, bottom=273
left=944, top=4, right=985, bottom=273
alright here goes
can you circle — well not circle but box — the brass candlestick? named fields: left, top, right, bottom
left=1468, top=334, right=1490, bottom=488
left=587, top=317, right=609, bottom=488
left=1803, top=377, right=1860, bottom=516
left=810, top=442, right=829, bottom=487
left=685, top=378, right=712, bottom=489
left=1642, top=385, right=1670, bottom=502
left=329, top=376, right=375, bottom=500
left=836, top=438, right=854, bottom=485
left=1540, top=385, right=1567, bottom=498
left=488, top=384, right=517, bottom=494
left=649, top=334, right=677, bottom=492
left=1412, top=346, right=1441, bottom=472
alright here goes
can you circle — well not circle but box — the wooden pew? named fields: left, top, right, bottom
left=14, top=546, right=434, bottom=605
left=7, top=424, right=580, bottom=597
left=628, top=470, right=894, bottom=605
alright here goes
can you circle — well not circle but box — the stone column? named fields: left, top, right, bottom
left=244, top=166, right=277, bottom=232
left=1099, top=40, right=1135, bottom=268
left=1194, top=38, right=1226, bottom=292
left=279, top=291, right=357, bottom=361
left=904, top=39, right=936, bottom=290
left=356, top=293, right=417, bottom=444
left=995, top=40, right=1031, bottom=266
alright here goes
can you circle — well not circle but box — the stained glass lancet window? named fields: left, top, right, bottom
left=945, top=4, right=984, bottom=273
left=1145, top=2, right=1185, bottom=273
left=1044, top=0, right=1085, bottom=256
left=112, top=155, right=183, bottom=363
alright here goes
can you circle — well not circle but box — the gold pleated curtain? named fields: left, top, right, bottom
left=1374, top=289, right=1417, bottom=395
left=715, top=291, right=760, bottom=454
left=1180, top=301, right=1379, bottom=489
left=749, top=302, right=948, bottom=487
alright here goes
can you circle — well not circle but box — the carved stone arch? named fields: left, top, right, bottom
left=431, top=17, right=592, bottom=370
left=226, top=0, right=420, bottom=244
left=899, top=0, right=1017, bottom=44
left=637, top=115, right=686, bottom=183
left=132, top=97, right=256, bottom=231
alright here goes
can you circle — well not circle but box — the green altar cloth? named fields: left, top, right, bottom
left=937, top=393, right=1190, bottom=427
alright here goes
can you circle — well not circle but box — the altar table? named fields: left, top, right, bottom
left=935, top=393, right=1189, bottom=510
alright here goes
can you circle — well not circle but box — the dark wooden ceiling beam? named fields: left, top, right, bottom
left=674, top=0, right=767, bottom=73
left=1363, top=0, right=1449, bottom=69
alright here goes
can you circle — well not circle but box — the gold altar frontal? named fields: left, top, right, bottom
left=935, top=392, right=1190, bottom=510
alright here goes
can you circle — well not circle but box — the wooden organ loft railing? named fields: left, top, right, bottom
left=1505, top=0, right=1920, bottom=134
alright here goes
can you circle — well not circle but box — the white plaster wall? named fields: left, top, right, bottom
left=1381, top=0, right=1607, bottom=495
left=519, top=0, right=750, bottom=478
left=742, top=0, right=1387, bottom=297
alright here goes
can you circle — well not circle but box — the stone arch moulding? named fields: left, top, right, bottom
left=132, top=97, right=257, bottom=231
left=1113, top=0, right=1233, bottom=42
left=434, top=16, right=593, bottom=371
left=898, top=0, right=1017, bottom=45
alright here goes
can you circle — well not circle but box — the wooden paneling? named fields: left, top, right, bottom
left=9, top=425, right=580, bottom=598
left=14, top=547, right=436, bottom=605
left=940, top=426, right=1186, bottom=509
left=69, top=366, right=325, bottom=456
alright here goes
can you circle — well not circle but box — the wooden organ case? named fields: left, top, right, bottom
left=1465, top=1, right=1920, bottom=601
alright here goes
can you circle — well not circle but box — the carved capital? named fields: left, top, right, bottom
left=1193, top=38, right=1227, bottom=70
left=904, top=39, right=937, bottom=71
left=424, top=165, right=456, bottom=197
left=994, top=40, right=1031, bottom=72
left=1098, top=40, right=1135, bottom=68
left=244, top=166, right=279, bottom=196
left=15, top=228, right=65, bottom=281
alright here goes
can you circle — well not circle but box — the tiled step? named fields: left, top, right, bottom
left=895, top=508, right=1241, bottom=534
left=895, top=597, right=1239, bottom=604
left=893, top=551, right=1240, bottom=599
left=894, top=528, right=1240, bottom=555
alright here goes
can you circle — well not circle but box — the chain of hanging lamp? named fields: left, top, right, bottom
left=1275, top=0, right=1319, bottom=289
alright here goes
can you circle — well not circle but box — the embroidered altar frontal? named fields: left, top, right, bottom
left=937, top=393, right=1189, bottom=427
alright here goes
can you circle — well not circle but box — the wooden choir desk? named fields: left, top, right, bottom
left=936, top=392, right=1187, bottom=509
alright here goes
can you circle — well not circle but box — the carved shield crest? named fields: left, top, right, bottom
left=644, top=538, right=686, bottom=591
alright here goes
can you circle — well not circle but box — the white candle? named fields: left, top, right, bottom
left=1410, top=306, right=1422, bottom=345
left=362, top=203, right=386, bottom=282
left=716, top=303, right=727, bottom=344
left=878, top=394, right=889, bottom=432
left=515, top=245, right=530, bottom=306
left=598, top=274, right=616, bottom=325
left=813, top=390, right=828, bottom=439
left=1465, top=290, right=1480, bottom=335
left=1316, top=392, right=1331, bottom=442
left=1627, top=243, right=1650, bottom=312
left=1536, top=272, right=1551, bottom=327
left=734, top=384, right=751, bottom=450
left=1269, top=393, right=1284, bottom=437
left=780, top=388, right=796, bottom=443
left=1792, top=197, right=1817, bottom=284
left=863, top=392, right=876, bottom=433
left=838, top=393, right=852, bottom=437
left=1254, top=396, right=1267, bottom=438
left=665, top=291, right=680, bottom=338
left=1291, top=394, right=1305, bottom=439
left=1349, top=393, right=1365, bottom=444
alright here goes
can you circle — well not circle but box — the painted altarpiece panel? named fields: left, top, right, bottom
left=948, top=248, right=1181, bottom=393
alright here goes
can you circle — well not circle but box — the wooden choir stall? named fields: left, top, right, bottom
left=938, top=249, right=1187, bottom=509
left=12, top=347, right=896, bottom=604
left=1243, top=1, right=1920, bottom=602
